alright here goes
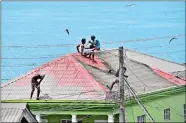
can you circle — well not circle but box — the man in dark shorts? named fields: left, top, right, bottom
left=30, top=74, right=45, bottom=100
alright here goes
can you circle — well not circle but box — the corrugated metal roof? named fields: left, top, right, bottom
left=90, top=49, right=180, bottom=95
left=172, top=70, right=186, bottom=80
left=125, top=49, right=185, bottom=73
left=1, top=103, right=26, bottom=122
left=1, top=49, right=184, bottom=101
left=152, top=68, right=185, bottom=85
left=1, top=54, right=106, bottom=100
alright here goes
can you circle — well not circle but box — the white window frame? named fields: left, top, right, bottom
left=164, top=108, right=170, bottom=120
left=137, top=114, right=146, bottom=123
left=94, top=120, right=108, bottom=123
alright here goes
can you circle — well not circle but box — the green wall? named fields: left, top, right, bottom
left=46, top=115, right=71, bottom=122
left=126, top=92, right=185, bottom=122
left=45, top=92, right=185, bottom=122
left=78, top=115, right=107, bottom=122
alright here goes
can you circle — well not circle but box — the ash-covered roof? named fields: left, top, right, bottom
left=120, top=48, right=185, bottom=73
left=81, top=49, right=183, bottom=97
left=1, top=49, right=185, bottom=101
left=172, top=70, right=186, bottom=80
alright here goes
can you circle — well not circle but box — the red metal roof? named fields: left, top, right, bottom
left=2, top=54, right=108, bottom=100
left=72, top=53, right=108, bottom=71
left=152, top=68, right=186, bottom=85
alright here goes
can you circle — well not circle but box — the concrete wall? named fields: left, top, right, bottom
left=44, top=92, right=185, bottom=122
left=126, top=92, right=185, bottom=122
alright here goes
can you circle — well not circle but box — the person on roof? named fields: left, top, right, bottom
left=89, top=35, right=101, bottom=50
left=107, top=67, right=128, bottom=91
left=30, top=74, right=45, bottom=100
left=76, top=38, right=95, bottom=60
left=76, top=38, right=86, bottom=55
left=88, top=35, right=101, bottom=61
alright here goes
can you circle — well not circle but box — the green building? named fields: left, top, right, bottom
left=1, top=49, right=186, bottom=122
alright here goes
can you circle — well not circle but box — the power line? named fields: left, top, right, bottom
left=1, top=50, right=184, bottom=86
left=129, top=91, right=135, bottom=122
left=102, top=34, right=185, bottom=44
left=101, top=50, right=185, bottom=119
left=100, top=49, right=184, bottom=66
left=1, top=34, right=185, bottom=48
left=1, top=56, right=62, bottom=60
left=144, top=103, right=184, bottom=118
left=1, top=49, right=184, bottom=89
left=124, top=78, right=155, bottom=122
left=1, top=49, right=184, bottom=61
left=123, top=59, right=185, bottom=120
left=1, top=57, right=65, bottom=88
left=2, top=55, right=108, bottom=101
left=1, top=79, right=10, bottom=80
left=1, top=48, right=184, bottom=95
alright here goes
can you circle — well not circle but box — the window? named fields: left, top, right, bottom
left=184, top=104, right=186, bottom=122
left=137, top=115, right=146, bottom=123
left=164, top=108, right=170, bottom=120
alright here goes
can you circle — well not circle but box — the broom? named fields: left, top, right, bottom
left=35, top=75, right=50, bottom=100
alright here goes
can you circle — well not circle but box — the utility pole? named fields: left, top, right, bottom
left=119, top=46, right=125, bottom=122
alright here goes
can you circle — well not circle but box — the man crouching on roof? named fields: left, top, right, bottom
left=30, top=74, right=45, bottom=100
left=76, top=38, right=95, bottom=60
left=88, top=35, right=101, bottom=61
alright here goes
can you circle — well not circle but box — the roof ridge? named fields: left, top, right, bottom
left=125, top=48, right=184, bottom=66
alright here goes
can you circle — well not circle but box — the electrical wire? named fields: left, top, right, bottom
left=124, top=78, right=155, bottom=122
left=1, top=42, right=184, bottom=61
left=100, top=50, right=185, bottom=119
left=1, top=33, right=185, bottom=121
left=144, top=103, right=184, bottom=118
left=2, top=55, right=108, bottom=101
left=1, top=33, right=185, bottom=48
left=1, top=49, right=184, bottom=90
left=1, top=46, right=185, bottom=116
left=1, top=57, right=65, bottom=88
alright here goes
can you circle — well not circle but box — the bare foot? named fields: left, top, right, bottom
left=92, top=60, right=96, bottom=63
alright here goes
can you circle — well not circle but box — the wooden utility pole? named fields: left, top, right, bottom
left=119, top=46, right=125, bottom=122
